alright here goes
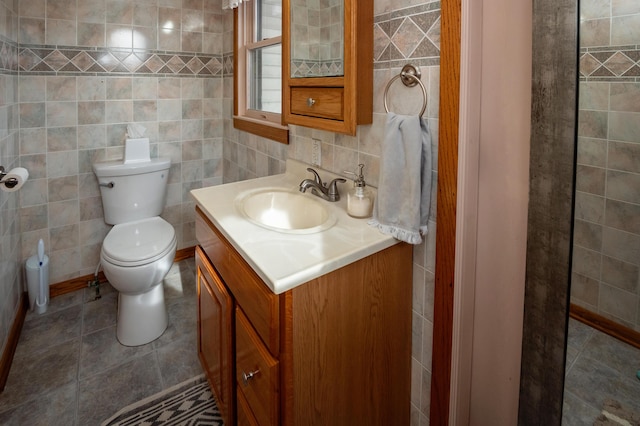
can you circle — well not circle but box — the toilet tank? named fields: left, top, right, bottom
left=93, top=158, right=171, bottom=225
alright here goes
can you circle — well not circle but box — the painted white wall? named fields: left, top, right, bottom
left=451, top=0, right=532, bottom=424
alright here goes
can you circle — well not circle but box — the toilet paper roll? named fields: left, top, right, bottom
left=1, top=167, right=29, bottom=192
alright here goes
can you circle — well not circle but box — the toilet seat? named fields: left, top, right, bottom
left=102, top=217, right=176, bottom=267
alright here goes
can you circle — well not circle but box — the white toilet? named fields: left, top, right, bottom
left=93, top=157, right=177, bottom=346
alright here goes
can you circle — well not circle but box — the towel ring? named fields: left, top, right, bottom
left=383, top=64, right=428, bottom=117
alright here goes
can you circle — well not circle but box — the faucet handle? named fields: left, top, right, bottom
left=306, top=168, right=322, bottom=185
left=327, top=178, right=347, bottom=200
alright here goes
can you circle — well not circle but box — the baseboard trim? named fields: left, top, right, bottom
left=0, top=294, right=28, bottom=392
left=174, top=246, right=195, bottom=262
left=50, top=246, right=196, bottom=298
left=570, top=303, right=640, bottom=350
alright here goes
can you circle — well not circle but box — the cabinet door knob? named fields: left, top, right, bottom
left=307, top=97, right=316, bottom=107
left=242, top=369, right=260, bottom=385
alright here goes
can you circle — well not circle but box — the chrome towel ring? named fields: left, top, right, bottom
left=383, top=64, right=428, bottom=117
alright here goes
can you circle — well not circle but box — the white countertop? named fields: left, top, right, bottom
left=190, top=159, right=398, bottom=294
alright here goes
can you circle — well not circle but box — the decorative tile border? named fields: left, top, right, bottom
left=374, top=1, right=441, bottom=69
left=223, top=54, right=233, bottom=77
left=580, top=45, right=640, bottom=81
left=16, top=44, right=224, bottom=77
left=291, top=60, right=344, bottom=78
left=0, top=37, right=19, bottom=73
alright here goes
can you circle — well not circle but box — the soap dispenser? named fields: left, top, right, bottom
left=344, top=164, right=374, bottom=218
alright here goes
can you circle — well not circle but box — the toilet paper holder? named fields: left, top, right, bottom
left=0, top=166, right=20, bottom=189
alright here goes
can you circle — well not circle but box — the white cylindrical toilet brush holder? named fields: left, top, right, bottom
left=26, top=240, right=50, bottom=314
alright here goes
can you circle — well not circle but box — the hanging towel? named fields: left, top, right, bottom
left=369, top=113, right=432, bottom=244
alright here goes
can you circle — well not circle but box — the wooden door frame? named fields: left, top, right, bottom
left=430, top=0, right=460, bottom=423
left=431, top=0, right=543, bottom=423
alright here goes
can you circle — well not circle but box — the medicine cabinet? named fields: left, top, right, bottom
left=282, top=0, right=373, bottom=135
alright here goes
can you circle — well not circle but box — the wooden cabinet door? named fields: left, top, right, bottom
left=196, top=247, right=234, bottom=426
left=237, top=388, right=260, bottom=426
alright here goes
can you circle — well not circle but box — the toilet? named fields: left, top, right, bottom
left=93, top=157, right=176, bottom=346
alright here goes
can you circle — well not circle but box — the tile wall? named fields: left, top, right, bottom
left=223, top=2, right=441, bottom=423
left=573, top=0, right=640, bottom=331
left=0, top=0, right=20, bottom=357
left=16, top=0, right=225, bottom=283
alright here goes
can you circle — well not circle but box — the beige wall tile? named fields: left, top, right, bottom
left=48, top=176, right=78, bottom=202
left=609, top=112, right=640, bottom=143
left=580, top=18, right=610, bottom=47
left=574, top=219, right=603, bottom=251
left=571, top=272, right=600, bottom=306
left=611, top=14, right=640, bottom=45
left=576, top=164, right=606, bottom=195
left=608, top=141, right=640, bottom=174
left=577, top=137, right=607, bottom=167
left=606, top=170, right=640, bottom=204
left=578, top=110, right=608, bottom=139
left=580, top=81, right=609, bottom=110
left=573, top=245, right=602, bottom=280
left=610, top=83, right=640, bottom=113
left=601, top=255, right=639, bottom=293
left=582, top=0, right=611, bottom=20
left=602, top=226, right=640, bottom=265
left=599, top=283, right=638, bottom=323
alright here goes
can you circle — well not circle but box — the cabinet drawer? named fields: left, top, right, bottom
left=290, top=87, right=344, bottom=120
left=196, top=207, right=280, bottom=355
left=236, top=308, right=279, bottom=426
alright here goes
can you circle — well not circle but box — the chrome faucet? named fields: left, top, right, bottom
left=299, top=168, right=346, bottom=202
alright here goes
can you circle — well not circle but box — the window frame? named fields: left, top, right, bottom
left=234, top=0, right=288, bottom=144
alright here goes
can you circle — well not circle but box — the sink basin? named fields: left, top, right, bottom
left=236, top=188, right=336, bottom=234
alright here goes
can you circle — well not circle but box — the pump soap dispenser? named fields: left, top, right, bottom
left=344, top=164, right=374, bottom=218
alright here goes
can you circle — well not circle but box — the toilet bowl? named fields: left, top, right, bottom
left=93, top=156, right=176, bottom=346
left=101, top=217, right=177, bottom=346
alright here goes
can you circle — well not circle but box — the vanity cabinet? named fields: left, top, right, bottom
left=282, top=0, right=373, bottom=135
left=196, top=206, right=412, bottom=425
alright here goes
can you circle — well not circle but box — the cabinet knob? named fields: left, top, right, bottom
left=242, top=369, right=260, bottom=385
left=307, top=97, right=316, bottom=107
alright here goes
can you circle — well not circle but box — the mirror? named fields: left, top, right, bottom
left=562, top=0, right=640, bottom=423
left=289, top=0, right=344, bottom=78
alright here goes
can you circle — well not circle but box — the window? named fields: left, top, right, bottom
left=234, top=0, right=288, bottom=144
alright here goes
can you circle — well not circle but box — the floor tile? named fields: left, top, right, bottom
left=156, top=332, right=201, bottom=388
left=582, top=331, right=640, bottom=379
left=0, top=382, right=77, bottom=426
left=562, top=390, right=601, bottom=425
left=16, top=304, right=82, bottom=357
left=78, top=324, right=154, bottom=379
left=0, top=339, right=81, bottom=412
left=77, top=352, right=163, bottom=425
left=0, top=259, right=202, bottom=424
left=563, top=319, right=640, bottom=424
left=81, top=289, right=117, bottom=335
left=566, top=318, right=593, bottom=350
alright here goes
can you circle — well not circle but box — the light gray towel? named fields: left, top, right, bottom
left=369, top=113, right=432, bottom=244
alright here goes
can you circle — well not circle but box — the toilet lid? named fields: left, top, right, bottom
left=102, top=217, right=176, bottom=267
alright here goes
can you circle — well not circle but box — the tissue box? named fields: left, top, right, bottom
left=124, top=138, right=150, bottom=163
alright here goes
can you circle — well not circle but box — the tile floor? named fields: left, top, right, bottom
left=562, top=318, right=640, bottom=424
left=0, top=258, right=202, bottom=425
